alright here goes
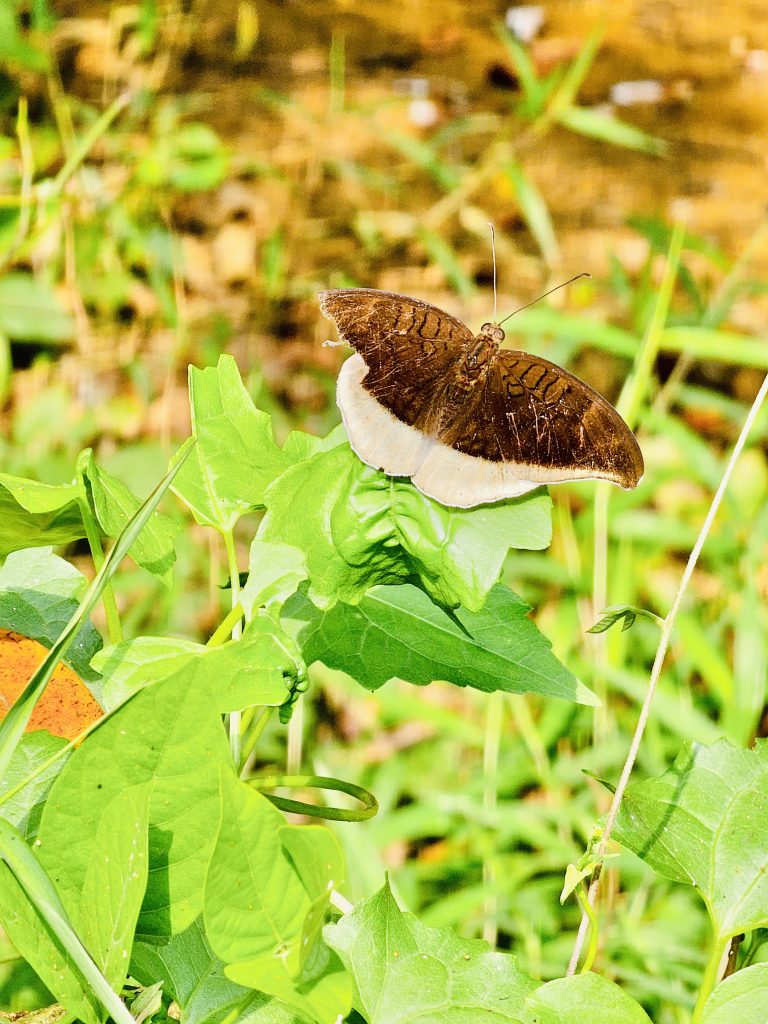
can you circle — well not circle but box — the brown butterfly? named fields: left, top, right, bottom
left=320, top=288, right=643, bottom=508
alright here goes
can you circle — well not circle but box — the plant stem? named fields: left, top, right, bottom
left=580, top=224, right=685, bottom=956
left=51, top=91, right=132, bottom=196
left=482, top=690, right=503, bottom=945
left=569, top=367, right=768, bottom=974
left=574, top=883, right=599, bottom=973
left=691, top=935, right=728, bottom=1023
left=223, top=528, right=242, bottom=765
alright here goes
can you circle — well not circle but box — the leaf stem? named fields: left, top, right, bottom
left=569, top=366, right=768, bottom=975
left=223, top=529, right=242, bottom=765
left=50, top=91, right=132, bottom=196
left=482, top=691, right=503, bottom=945
left=691, top=935, right=728, bottom=1023
left=574, top=883, right=599, bottom=973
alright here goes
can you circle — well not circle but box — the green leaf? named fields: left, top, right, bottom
left=613, top=739, right=768, bottom=940
left=240, top=539, right=308, bottom=616
left=171, top=356, right=291, bottom=531
left=325, top=881, right=536, bottom=1023
left=73, top=785, right=150, bottom=994
left=0, top=732, right=69, bottom=840
left=0, top=547, right=103, bottom=682
left=259, top=444, right=552, bottom=611
left=0, top=273, right=74, bottom=344
left=204, top=772, right=318, bottom=969
left=586, top=604, right=663, bottom=635
left=526, top=973, right=652, bottom=1023
left=204, top=772, right=350, bottom=1024
left=557, top=106, right=667, bottom=155
left=285, top=583, right=596, bottom=704
left=37, top=665, right=229, bottom=942
left=84, top=454, right=179, bottom=586
left=131, top=918, right=251, bottom=1024
left=95, top=618, right=294, bottom=712
left=0, top=475, right=84, bottom=556
left=701, top=963, right=768, bottom=1023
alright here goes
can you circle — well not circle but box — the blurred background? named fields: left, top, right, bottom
left=2, top=2, right=768, bottom=1019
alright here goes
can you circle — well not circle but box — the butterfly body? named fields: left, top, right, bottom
left=320, top=287, right=643, bottom=508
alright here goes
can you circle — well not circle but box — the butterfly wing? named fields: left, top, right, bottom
left=319, top=289, right=473, bottom=429
left=469, top=350, right=643, bottom=487
left=406, top=350, right=642, bottom=506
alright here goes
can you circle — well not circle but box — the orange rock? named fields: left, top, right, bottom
left=0, top=629, right=102, bottom=742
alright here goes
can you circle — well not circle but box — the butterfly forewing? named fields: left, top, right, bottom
left=320, top=289, right=472, bottom=428
left=469, top=352, right=644, bottom=486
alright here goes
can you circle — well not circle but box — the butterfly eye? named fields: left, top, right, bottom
left=467, top=353, right=478, bottom=369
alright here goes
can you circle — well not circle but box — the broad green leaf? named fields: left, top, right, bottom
left=171, top=356, right=291, bottom=531
left=131, top=918, right=251, bottom=1024
left=37, top=666, right=229, bottom=941
left=279, top=825, right=346, bottom=964
left=285, top=583, right=596, bottom=704
left=0, top=273, right=74, bottom=343
left=0, top=731, right=69, bottom=840
left=204, top=773, right=350, bottom=1024
left=204, top=770, right=312, bottom=970
left=526, top=973, right=652, bottom=1023
left=259, top=444, right=552, bottom=611
left=95, top=618, right=295, bottom=712
left=0, top=475, right=84, bottom=556
left=0, top=547, right=102, bottom=682
left=84, top=455, right=179, bottom=586
left=281, top=423, right=348, bottom=464
left=325, top=881, right=536, bottom=1023
left=240, top=539, right=308, bottom=616
left=72, top=785, right=150, bottom=994
left=234, top=992, right=316, bottom=1024
left=613, top=739, right=768, bottom=939
left=232, top=935, right=350, bottom=1024
left=701, top=963, right=768, bottom=1023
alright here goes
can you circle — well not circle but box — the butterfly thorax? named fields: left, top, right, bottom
left=454, top=329, right=500, bottom=390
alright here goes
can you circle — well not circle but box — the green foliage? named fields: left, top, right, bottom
left=285, top=583, right=596, bottom=703
left=0, top=342, right=765, bottom=1023
left=1, top=16, right=768, bottom=1018
left=0, top=548, right=102, bottom=681
left=614, top=740, right=768, bottom=941
left=527, top=973, right=652, bottom=1023
left=325, top=882, right=537, bottom=1022
left=259, top=442, right=552, bottom=611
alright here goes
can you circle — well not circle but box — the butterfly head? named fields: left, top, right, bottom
left=480, top=322, right=505, bottom=344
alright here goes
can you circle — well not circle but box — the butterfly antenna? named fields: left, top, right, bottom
left=497, top=273, right=591, bottom=328
left=488, top=222, right=498, bottom=324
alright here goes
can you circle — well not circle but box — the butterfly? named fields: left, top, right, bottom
left=320, top=288, right=643, bottom=508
